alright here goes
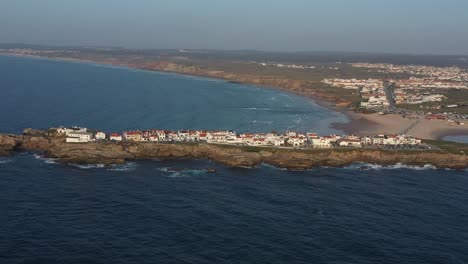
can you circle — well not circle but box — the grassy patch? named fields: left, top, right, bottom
left=424, top=139, right=468, bottom=154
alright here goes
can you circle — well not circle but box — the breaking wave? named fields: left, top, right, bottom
left=108, top=162, right=138, bottom=172
left=344, top=163, right=438, bottom=171
left=0, top=158, right=13, bottom=164
left=159, top=167, right=214, bottom=178
left=243, top=107, right=273, bottom=111
left=69, top=163, right=106, bottom=169
left=33, top=154, right=58, bottom=164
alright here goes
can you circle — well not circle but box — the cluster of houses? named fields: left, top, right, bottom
left=359, top=86, right=390, bottom=110
left=57, top=126, right=423, bottom=148
left=258, top=62, right=316, bottom=70
left=394, top=78, right=467, bottom=90
left=394, top=89, right=446, bottom=105
left=351, top=63, right=468, bottom=83
left=321, top=78, right=391, bottom=110
left=322, top=78, right=382, bottom=90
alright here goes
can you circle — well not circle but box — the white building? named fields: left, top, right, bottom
left=66, top=131, right=93, bottom=143
left=310, top=138, right=332, bottom=148
left=339, top=139, right=362, bottom=147
left=110, top=133, right=122, bottom=141
left=57, top=126, right=88, bottom=135
left=95, top=131, right=106, bottom=140
left=288, top=136, right=307, bottom=147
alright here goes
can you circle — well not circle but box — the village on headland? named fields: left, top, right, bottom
left=58, top=126, right=428, bottom=150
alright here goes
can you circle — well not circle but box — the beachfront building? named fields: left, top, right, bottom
left=360, top=136, right=372, bottom=145
left=95, top=131, right=106, bottom=140
left=372, top=135, right=386, bottom=145
left=110, top=133, right=122, bottom=141
left=339, top=139, right=362, bottom=147
left=265, top=133, right=285, bottom=146
left=310, top=138, right=332, bottom=148
left=66, top=131, right=93, bottom=143
left=62, top=125, right=424, bottom=149
left=208, top=130, right=236, bottom=144
left=148, top=135, right=159, bottom=142
left=124, top=131, right=142, bottom=141
left=198, top=132, right=211, bottom=141
left=57, top=126, right=88, bottom=135
left=288, top=136, right=307, bottom=147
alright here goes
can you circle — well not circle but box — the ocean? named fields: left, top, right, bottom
left=1, top=55, right=468, bottom=264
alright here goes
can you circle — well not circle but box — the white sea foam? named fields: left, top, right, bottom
left=243, top=107, right=272, bottom=111
left=260, top=163, right=287, bottom=171
left=159, top=167, right=213, bottom=177
left=167, top=172, right=188, bottom=178
left=345, top=163, right=438, bottom=171
left=261, top=162, right=439, bottom=171
left=159, top=167, right=170, bottom=172
left=108, top=162, right=138, bottom=172
left=70, top=163, right=106, bottom=169
left=257, top=121, right=273, bottom=124
left=33, top=154, right=57, bottom=164
left=0, top=158, right=13, bottom=164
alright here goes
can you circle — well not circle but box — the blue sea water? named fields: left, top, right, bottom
left=1, top=55, right=468, bottom=264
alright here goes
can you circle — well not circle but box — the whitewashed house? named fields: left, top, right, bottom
left=360, top=136, right=372, bottom=145
left=241, top=134, right=255, bottom=145
left=149, top=135, right=159, bottom=142
left=124, top=131, right=142, bottom=141
left=66, top=131, right=93, bottom=143
left=339, top=139, right=362, bottom=147
left=383, top=135, right=399, bottom=145
left=95, top=131, right=106, bottom=140
left=310, top=138, right=332, bottom=148
left=253, top=138, right=268, bottom=146
left=306, top=132, right=319, bottom=139
left=288, top=136, right=307, bottom=147
left=178, top=130, right=190, bottom=140
left=57, top=126, right=88, bottom=135
left=110, top=133, right=122, bottom=141
left=198, top=132, right=211, bottom=142
left=372, top=135, right=386, bottom=145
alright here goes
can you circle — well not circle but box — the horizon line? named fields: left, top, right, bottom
left=1, top=42, right=468, bottom=58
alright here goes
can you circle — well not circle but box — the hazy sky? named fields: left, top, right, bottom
left=1, top=0, right=468, bottom=54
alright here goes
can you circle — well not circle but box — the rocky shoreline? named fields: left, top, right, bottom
left=1, top=129, right=467, bottom=170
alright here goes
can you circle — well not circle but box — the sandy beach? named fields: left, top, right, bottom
left=335, top=112, right=468, bottom=140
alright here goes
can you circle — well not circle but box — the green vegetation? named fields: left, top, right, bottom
left=397, top=88, right=468, bottom=114
left=424, top=139, right=468, bottom=154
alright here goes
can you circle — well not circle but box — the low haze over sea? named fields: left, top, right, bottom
left=1, top=55, right=468, bottom=263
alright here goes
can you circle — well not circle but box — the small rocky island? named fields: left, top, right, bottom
left=1, top=127, right=467, bottom=169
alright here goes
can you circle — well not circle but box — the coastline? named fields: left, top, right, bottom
left=2, top=130, right=468, bottom=169
left=3, top=53, right=468, bottom=140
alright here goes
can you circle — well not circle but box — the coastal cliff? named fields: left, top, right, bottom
left=1, top=130, right=466, bottom=169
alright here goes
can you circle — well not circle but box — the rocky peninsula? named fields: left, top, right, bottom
left=1, top=129, right=467, bottom=170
